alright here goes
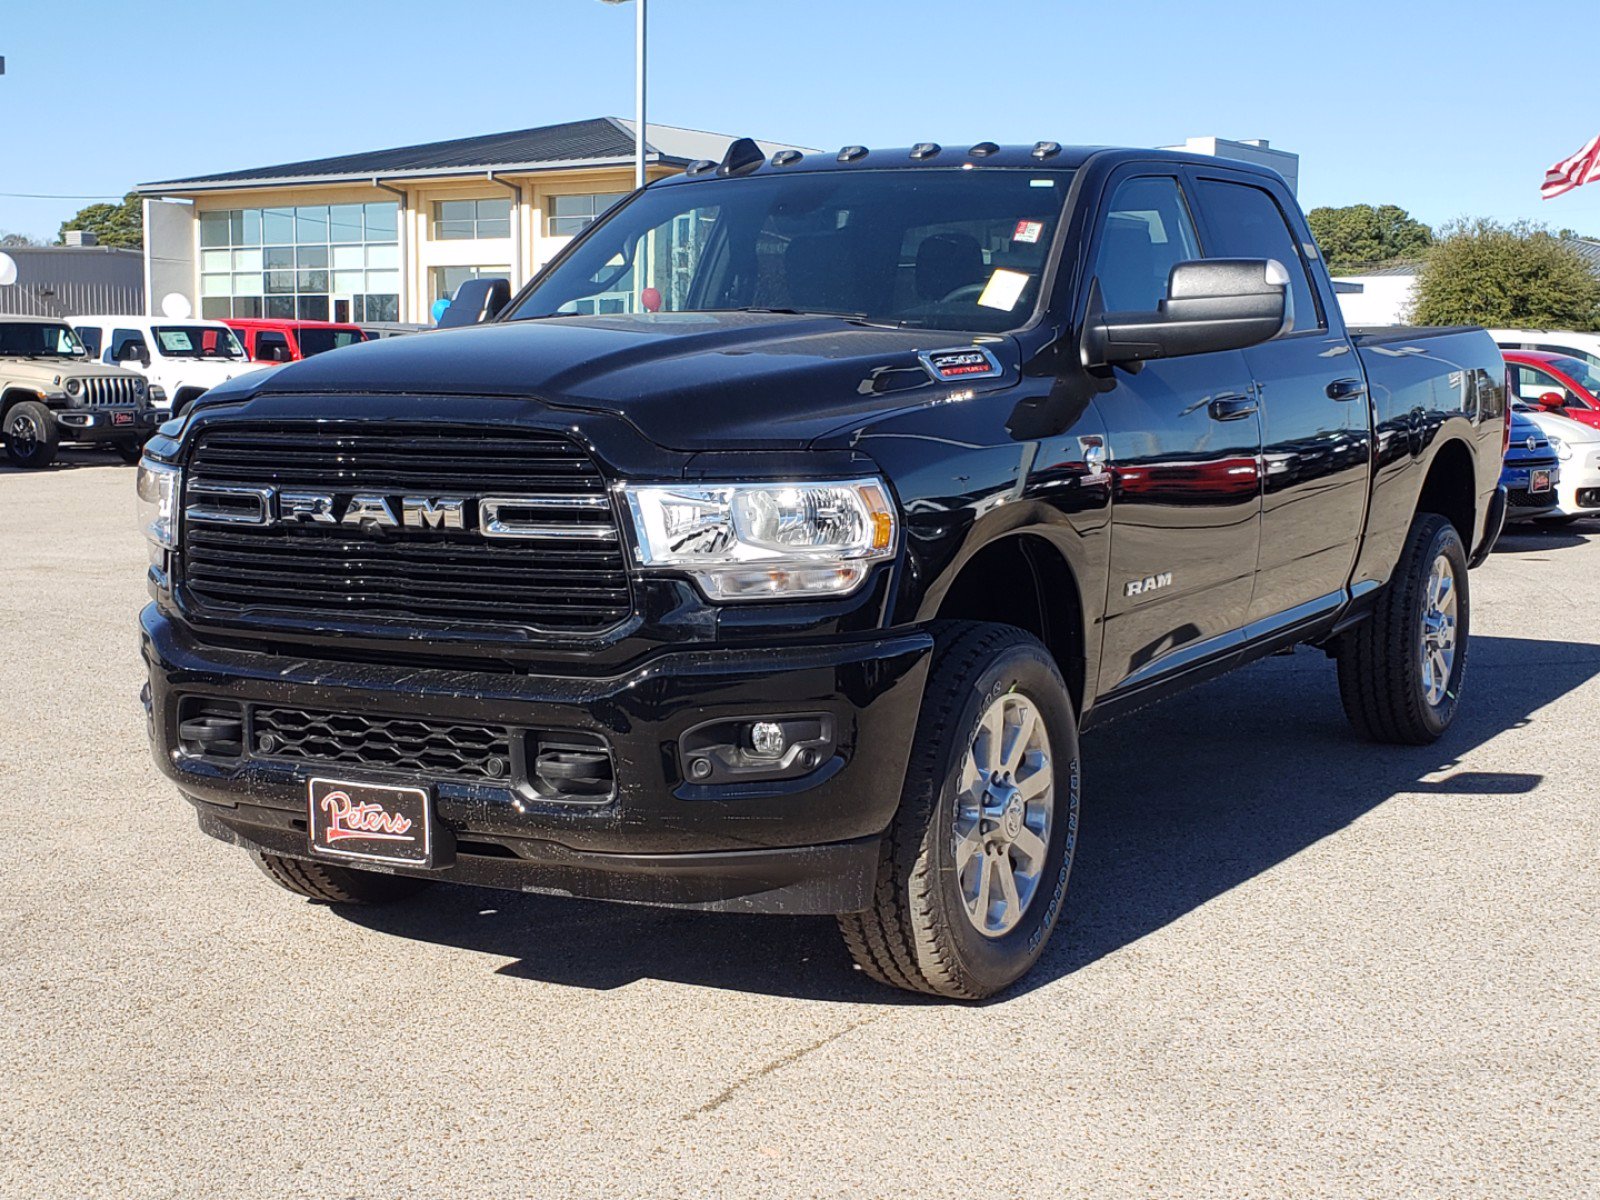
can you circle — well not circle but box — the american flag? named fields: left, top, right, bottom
left=1542, top=133, right=1600, bottom=200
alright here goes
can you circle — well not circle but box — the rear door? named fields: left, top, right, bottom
left=1088, top=168, right=1264, bottom=695
left=1189, top=169, right=1372, bottom=626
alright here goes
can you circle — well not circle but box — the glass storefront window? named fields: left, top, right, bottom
left=431, top=197, right=511, bottom=240
left=549, top=192, right=626, bottom=237
left=197, top=201, right=400, bottom=324
left=430, top=265, right=510, bottom=304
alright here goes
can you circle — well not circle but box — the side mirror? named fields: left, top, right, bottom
left=437, top=277, right=511, bottom=328
left=1083, top=258, right=1291, bottom=368
left=1537, top=391, right=1566, bottom=410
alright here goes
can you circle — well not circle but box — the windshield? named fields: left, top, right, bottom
left=295, top=328, right=367, bottom=356
left=152, top=325, right=246, bottom=360
left=1549, top=355, right=1600, bottom=399
left=0, top=321, right=85, bottom=359
left=509, top=169, right=1074, bottom=333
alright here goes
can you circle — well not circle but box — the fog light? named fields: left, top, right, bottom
left=750, top=721, right=787, bottom=757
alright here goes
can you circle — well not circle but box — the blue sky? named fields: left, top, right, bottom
left=2, top=0, right=1597, bottom=241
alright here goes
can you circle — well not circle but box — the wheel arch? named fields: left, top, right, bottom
left=922, top=531, right=1089, bottom=716
left=1414, top=436, right=1478, bottom=547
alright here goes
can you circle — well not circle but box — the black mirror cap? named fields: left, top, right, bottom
left=437, top=277, right=512, bottom=328
left=1085, top=258, right=1290, bottom=367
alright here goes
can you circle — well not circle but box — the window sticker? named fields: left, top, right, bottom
left=977, top=269, right=1030, bottom=311
left=1013, top=220, right=1044, bottom=245
left=158, top=331, right=194, bottom=352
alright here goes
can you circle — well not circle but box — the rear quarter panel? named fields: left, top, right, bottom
left=1352, top=328, right=1506, bottom=586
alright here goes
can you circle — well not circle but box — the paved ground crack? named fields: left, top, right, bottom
left=686, top=1018, right=874, bottom=1117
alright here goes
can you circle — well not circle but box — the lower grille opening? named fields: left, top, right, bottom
left=253, top=705, right=513, bottom=783
left=1507, top=487, right=1556, bottom=510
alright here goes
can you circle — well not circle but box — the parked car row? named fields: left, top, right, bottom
left=2, top=312, right=407, bottom=467
left=1493, top=336, right=1600, bottom=526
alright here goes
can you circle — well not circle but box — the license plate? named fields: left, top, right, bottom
left=308, top=777, right=432, bottom=866
left=111, top=411, right=133, bottom=427
left=1531, top=470, right=1552, bottom=494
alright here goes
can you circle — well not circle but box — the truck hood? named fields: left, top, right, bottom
left=244, top=312, right=1017, bottom=449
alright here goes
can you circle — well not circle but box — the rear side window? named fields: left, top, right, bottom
left=1195, top=179, right=1323, bottom=333
left=1091, top=176, right=1202, bottom=312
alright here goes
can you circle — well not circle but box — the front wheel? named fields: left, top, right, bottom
left=112, top=438, right=145, bottom=465
left=838, top=622, right=1080, bottom=999
left=1335, top=513, right=1469, bottom=744
left=4, top=401, right=60, bottom=469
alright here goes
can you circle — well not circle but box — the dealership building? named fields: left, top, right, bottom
left=133, top=117, right=809, bottom=326
left=133, top=121, right=1295, bottom=326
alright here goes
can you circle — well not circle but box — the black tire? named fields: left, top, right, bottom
left=1335, top=514, right=1469, bottom=744
left=112, top=438, right=145, bottom=465
left=838, top=622, right=1080, bottom=999
left=4, top=400, right=60, bottom=469
left=251, top=851, right=433, bottom=904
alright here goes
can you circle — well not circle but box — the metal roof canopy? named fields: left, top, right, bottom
left=134, top=116, right=813, bottom=195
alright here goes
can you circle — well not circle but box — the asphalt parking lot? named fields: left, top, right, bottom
left=1, top=451, right=1596, bottom=1199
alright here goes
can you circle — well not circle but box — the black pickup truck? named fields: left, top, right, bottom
left=137, top=141, right=1507, bottom=998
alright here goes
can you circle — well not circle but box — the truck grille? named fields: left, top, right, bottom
left=81, top=376, right=142, bottom=407
left=253, top=705, right=513, bottom=781
left=179, top=424, right=632, bottom=635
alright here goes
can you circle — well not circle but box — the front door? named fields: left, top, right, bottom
left=1087, top=171, right=1264, bottom=696
left=1190, top=171, right=1372, bottom=624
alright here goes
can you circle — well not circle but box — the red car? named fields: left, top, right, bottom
left=224, top=318, right=368, bottom=364
left=1502, top=349, right=1600, bottom=431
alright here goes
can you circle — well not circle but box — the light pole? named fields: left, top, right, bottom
left=598, top=0, right=647, bottom=190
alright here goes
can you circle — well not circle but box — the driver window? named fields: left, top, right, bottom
left=1092, top=176, right=1202, bottom=312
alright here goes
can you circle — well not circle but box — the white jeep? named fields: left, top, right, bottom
left=70, top=316, right=271, bottom=417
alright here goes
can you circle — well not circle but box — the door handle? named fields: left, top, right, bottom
left=1327, top=377, right=1367, bottom=401
left=1208, top=394, right=1258, bottom=422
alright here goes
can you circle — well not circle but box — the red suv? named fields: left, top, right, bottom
left=224, top=319, right=368, bottom=364
left=1502, top=349, right=1600, bottom=431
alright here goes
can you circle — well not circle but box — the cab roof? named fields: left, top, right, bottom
left=656, top=142, right=1288, bottom=186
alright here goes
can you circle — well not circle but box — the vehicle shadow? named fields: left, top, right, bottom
left=333, top=633, right=1598, bottom=1004
left=0, top=448, right=133, bottom=476
left=1493, top=524, right=1596, bottom=553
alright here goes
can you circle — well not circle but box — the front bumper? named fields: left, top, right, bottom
left=55, top=407, right=158, bottom=442
left=141, top=607, right=932, bottom=913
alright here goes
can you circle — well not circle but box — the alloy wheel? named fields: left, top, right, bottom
left=953, top=692, right=1054, bottom=938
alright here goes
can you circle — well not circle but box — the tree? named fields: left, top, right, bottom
left=1, top=231, right=45, bottom=247
left=57, top=193, right=142, bottom=249
left=1411, top=219, right=1600, bottom=331
left=1306, top=203, right=1433, bottom=273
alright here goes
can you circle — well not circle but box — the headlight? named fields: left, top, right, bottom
left=136, top=459, right=181, bottom=549
left=65, top=378, right=82, bottom=397
left=623, top=478, right=897, bottom=600
left=1549, top=434, right=1572, bottom=461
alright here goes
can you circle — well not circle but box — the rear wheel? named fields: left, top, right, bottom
left=4, top=401, right=59, bottom=469
left=1335, top=513, right=1469, bottom=744
left=251, top=851, right=433, bottom=904
left=838, top=622, right=1080, bottom=999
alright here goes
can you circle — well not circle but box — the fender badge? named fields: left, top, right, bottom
left=919, top=346, right=1003, bottom=382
